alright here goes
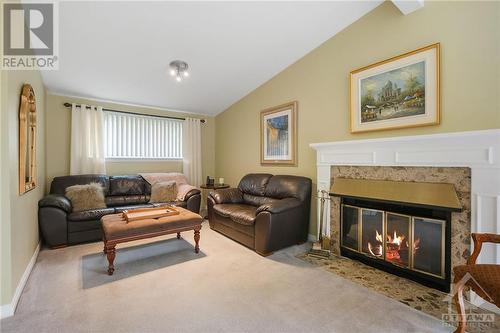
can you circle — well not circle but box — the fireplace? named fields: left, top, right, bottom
left=331, top=178, right=461, bottom=292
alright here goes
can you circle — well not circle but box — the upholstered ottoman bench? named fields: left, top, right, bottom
left=101, top=207, right=203, bottom=275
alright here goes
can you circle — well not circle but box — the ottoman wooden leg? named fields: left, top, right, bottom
left=103, top=236, right=107, bottom=254
left=177, top=232, right=181, bottom=239
left=194, top=229, right=200, bottom=254
left=106, top=245, right=116, bottom=275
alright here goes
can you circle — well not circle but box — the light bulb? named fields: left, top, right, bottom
left=176, top=75, right=181, bottom=82
left=183, top=71, right=189, bottom=77
left=170, top=69, right=176, bottom=76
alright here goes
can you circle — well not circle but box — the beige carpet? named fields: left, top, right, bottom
left=1, top=221, right=452, bottom=333
left=299, top=253, right=499, bottom=333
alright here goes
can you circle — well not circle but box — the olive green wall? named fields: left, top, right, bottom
left=0, top=56, right=10, bottom=307
left=1, top=70, right=46, bottom=307
left=45, top=93, right=215, bottom=187
left=215, top=1, right=500, bottom=236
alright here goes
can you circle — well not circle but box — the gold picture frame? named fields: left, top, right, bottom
left=19, top=84, right=37, bottom=195
left=350, top=43, right=440, bottom=133
left=260, top=101, right=297, bottom=166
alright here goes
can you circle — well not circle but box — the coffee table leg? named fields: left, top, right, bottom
left=103, top=236, right=107, bottom=254
left=177, top=232, right=181, bottom=239
left=106, top=246, right=116, bottom=275
left=194, top=229, right=200, bottom=253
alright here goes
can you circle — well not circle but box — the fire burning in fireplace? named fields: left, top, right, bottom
left=386, top=230, right=407, bottom=261
left=367, top=230, right=421, bottom=262
left=367, top=230, right=383, bottom=257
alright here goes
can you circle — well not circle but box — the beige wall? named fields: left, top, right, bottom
left=45, top=93, right=215, bottom=187
left=215, top=1, right=500, bottom=236
left=1, top=70, right=46, bottom=306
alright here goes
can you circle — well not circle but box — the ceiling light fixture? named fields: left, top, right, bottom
left=169, top=60, right=189, bottom=82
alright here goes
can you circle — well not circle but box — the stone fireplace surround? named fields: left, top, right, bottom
left=310, top=129, right=500, bottom=305
left=331, top=166, right=469, bottom=283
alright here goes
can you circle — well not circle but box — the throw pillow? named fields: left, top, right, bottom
left=65, top=182, right=106, bottom=212
left=150, top=181, right=178, bottom=203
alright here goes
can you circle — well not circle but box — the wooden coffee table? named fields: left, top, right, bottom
left=101, top=207, right=203, bottom=275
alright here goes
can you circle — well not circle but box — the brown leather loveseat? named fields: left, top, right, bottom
left=38, top=174, right=201, bottom=247
left=207, top=173, right=312, bottom=255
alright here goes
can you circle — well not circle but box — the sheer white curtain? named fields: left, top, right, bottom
left=182, top=118, right=202, bottom=186
left=70, top=103, right=106, bottom=175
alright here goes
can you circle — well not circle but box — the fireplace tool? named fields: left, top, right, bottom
left=309, top=190, right=332, bottom=258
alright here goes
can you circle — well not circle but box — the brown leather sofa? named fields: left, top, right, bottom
left=207, top=173, right=312, bottom=255
left=38, top=174, right=201, bottom=247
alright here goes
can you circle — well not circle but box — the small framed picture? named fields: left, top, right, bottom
left=260, top=101, right=297, bottom=166
left=350, top=43, right=440, bottom=133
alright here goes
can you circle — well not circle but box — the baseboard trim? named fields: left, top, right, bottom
left=0, top=303, right=13, bottom=319
left=0, top=242, right=40, bottom=319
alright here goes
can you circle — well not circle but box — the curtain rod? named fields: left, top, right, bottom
left=62, top=102, right=206, bottom=123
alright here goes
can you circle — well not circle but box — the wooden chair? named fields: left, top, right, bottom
left=453, top=233, right=500, bottom=333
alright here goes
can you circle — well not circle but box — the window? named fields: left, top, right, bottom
left=104, top=111, right=182, bottom=159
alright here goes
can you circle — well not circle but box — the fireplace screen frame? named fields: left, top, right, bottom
left=411, top=216, right=446, bottom=279
left=340, top=198, right=452, bottom=292
left=384, top=211, right=411, bottom=269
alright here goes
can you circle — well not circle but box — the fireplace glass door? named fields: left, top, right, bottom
left=339, top=199, right=451, bottom=292
left=361, top=209, right=384, bottom=258
left=412, top=217, right=445, bottom=278
left=385, top=213, right=410, bottom=268
left=342, top=205, right=359, bottom=251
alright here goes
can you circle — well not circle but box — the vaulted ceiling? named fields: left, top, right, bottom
left=42, top=1, right=384, bottom=115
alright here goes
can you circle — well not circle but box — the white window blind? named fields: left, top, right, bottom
left=104, top=111, right=183, bottom=159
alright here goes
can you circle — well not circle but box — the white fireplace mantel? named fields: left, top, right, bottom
left=310, top=129, right=500, bottom=265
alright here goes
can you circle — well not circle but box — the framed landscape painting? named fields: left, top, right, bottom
left=260, top=101, right=297, bottom=166
left=350, top=43, right=440, bottom=133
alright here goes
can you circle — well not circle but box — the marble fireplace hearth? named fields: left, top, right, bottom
left=298, top=252, right=500, bottom=333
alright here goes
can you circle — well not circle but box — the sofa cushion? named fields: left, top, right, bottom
left=256, top=198, right=302, bottom=214
left=238, top=173, right=272, bottom=196
left=264, top=175, right=312, bottom=201
left=50, top=174, right=109, bottom=196
left=114, top=204, right=155, bottom=213
left=152, top=201, right=187, bottom=209
left=109, top=175, right=147, bottom=196
left=65, top=183, right=107, bottom=212
left=243, top=193, right=279, bottom=207
left=213, top=216, right=255, bottom=237
left=106, top=195, right=150, bottom=207
left=68, top=207, right=116, bottom=222
left=213, top=204, right=257, bottom=225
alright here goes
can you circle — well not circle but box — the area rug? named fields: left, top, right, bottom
left=298, top=253, right=499, bottom=333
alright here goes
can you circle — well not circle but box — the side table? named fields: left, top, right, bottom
left=200, top=184, right=230, bottom=218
